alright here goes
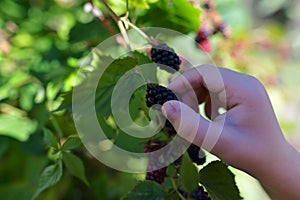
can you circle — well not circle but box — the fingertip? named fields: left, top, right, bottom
left=162, top=100, right=179, bottom=120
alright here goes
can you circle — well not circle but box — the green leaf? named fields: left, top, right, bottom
left=43, top=128, right=58, bottom=149
left=19, top=83, right=39, bottom=111
left=69, top=19, right=111, bottom=43
left=32, top=161, right=63, bottom=200
left=62, top=152, right=89, bottom=186
left=166, top=165, right=177, bottom=177
left=138, top=0, right=201, bottom=33
left=95, top=56, right=139, bottom=117
left=0, top=114, right=37, bottom=142
left=129, top=0, right=150, bottom=9
left=0, top=139, right=9, bottom=159
left=61, top=135, right=82, bottom=151
left=114, top=129, right=147, bottom=153
left=199, top=161, right=243, bottom=200
left=179, top=153, right=199, bottom=194
left=122, top=181, right=166, bottom=200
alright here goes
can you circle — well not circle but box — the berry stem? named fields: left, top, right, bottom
left=124, top=19, right=151, bottom=42
left=50, top=114, right=63, bottom=146
left=117, top=20, right=133, bottom=56
left=85, top=1, right=117, bottom=35
left=171, top=178, right=187, bottom=200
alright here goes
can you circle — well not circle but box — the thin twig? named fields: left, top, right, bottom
left=99, top=0, right=119, bottom=22
left=86, top=0, right=117, bottom=35
left=117, top=20, right=133, bottom=56
left=171, top=178, right=187, bottom=200
left=125, top=19, right=151, bottom=42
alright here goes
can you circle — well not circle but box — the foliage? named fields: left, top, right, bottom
left=0, top=0, right=299, bottom=199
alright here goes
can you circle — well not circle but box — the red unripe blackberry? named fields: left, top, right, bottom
left=187, top=144, right=206, bottom=165
left=197, top=39, right=211, bottom=53
left=144, top=141, right=167, bottom=184
left=195, top=27, right=211, bottom=53
left=196, top=28, right=209, bottom=43
left=150, top=43, right=181, bottom=73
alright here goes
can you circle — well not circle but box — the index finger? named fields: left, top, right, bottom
left=168, top=65, right=258, bottom=109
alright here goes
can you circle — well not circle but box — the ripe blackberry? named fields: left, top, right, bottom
left=146, top=84, right=178, bottom=136
left=191, top=186, right=211, bottom=200
left=178, top=186, right=211, bottom=200
left=150, top=43, right=181, bottom=73
left=145, top=84, right=178, bottom=108
left=173, top=156, right=182, bottom=171
left=144, top=141, right=167, bottom=184
left=187, top=144, right=206, bottom=165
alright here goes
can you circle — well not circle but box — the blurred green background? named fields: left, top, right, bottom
left=1, top=0, right=300, bottom=199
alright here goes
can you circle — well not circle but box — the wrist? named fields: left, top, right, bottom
left=254, top=140, right=300, bottom=199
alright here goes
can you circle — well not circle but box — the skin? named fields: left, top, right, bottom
left=161, top=65, right=300, bottom=200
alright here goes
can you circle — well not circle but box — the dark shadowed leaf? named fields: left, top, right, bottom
left=199, top=161, right=242, bottom=200
left=62, top=152, right=89, bottom=186
left=61, top=135, right=82, bottom=151
left=122, top=181, right=166, bottom=200
left=43, top=128, right=58, bottom=149
left=32, top=160, right=63, bottom=200
left=179, top=153, right=199, bottom=194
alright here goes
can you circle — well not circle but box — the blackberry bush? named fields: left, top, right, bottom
left=150, top=43, right=181, bottom=72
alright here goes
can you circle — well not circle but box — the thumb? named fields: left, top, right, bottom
left=161, top=100, right=209, bottom=146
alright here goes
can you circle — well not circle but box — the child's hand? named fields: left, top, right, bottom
left=162, top=65, right=300, bottom=199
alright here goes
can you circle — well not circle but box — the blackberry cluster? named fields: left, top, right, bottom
left=179, top=186, right=211, bottom=200
left=150, top=43, right=181, bottom=73
left=187, top=144, right=206, bottom=165
left=146, top=84, right=178, bottom=108
left=144, top=141, right=167, bottom=184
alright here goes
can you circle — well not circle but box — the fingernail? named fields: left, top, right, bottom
left=162, top=101, right=177, bottom=117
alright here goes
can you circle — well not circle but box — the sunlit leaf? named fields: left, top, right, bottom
left=0, top=114, right=37, bottom=142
